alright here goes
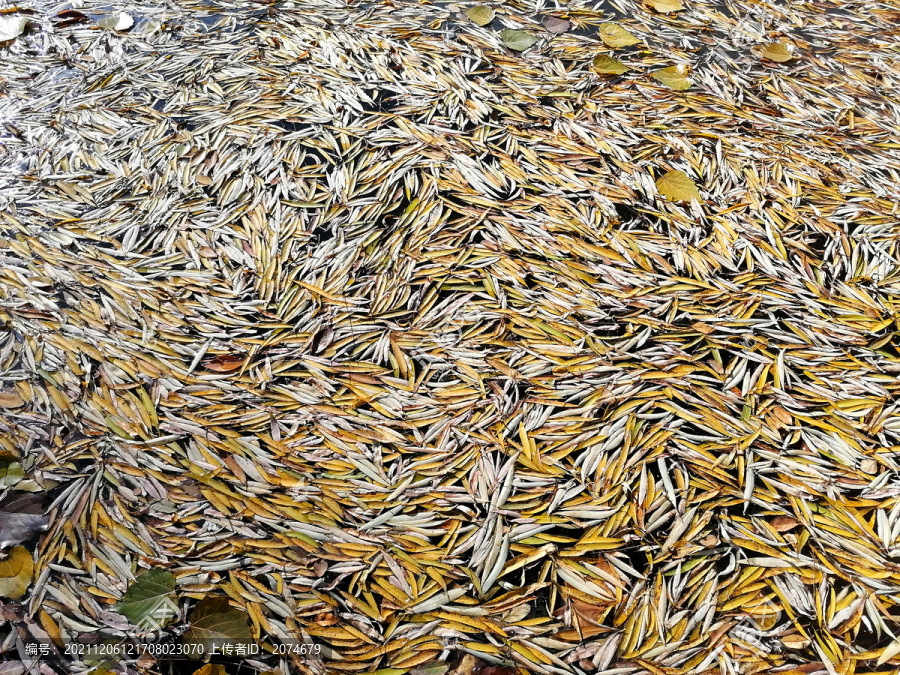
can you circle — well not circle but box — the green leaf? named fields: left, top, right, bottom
left=651, top=65, right=692, bottom=90
left=761, top=41, right=797, bottom=62
left=183, top=597, right=251, bottom=656
left=655, top=170, right=702, bottom=202
left=648, top=0, right=684, bottom=12
left=114, top=569, right=178, bottom=629
left=464, top=5, right=494, bottom=26
left=411, top=662, right=450, bottom=675
left=0, top=546, right=33, bottom=599
left=598, top=23, right=639, bottom=48
left=0, top=461, right=23, bottom=489
left=500, top=29, right=537, bottom=51
left=592, top=54, right=630, bottom=75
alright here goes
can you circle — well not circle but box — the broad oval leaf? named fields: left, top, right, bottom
left=97, top=12, right=134, bottom=31
left=0, top=493, right=48, bottom=549
left=0, top=546, right=33, bottom=600
left=0, top=15, right=27, bottom=42
left=0, top=461, right=24, bottom=489
left=204, top=354, right=244, bottom=372
left=114, top=569, right=178, bottom=629
left=592, top=54, right=630, bottom=75
left=598, top=23, right=639, bottom=48
left=464, top=5, right=494, bottom=26
left=500, top=29, right=537, bottom=51
left=761, top=41, right=797, bottom=62
left=193, top=666, right=227, bottom=675
left=411, top=663, right=450, bottom=675
left=648, top=0, right=684, bottom=12
left=0, top=393, right=24, bottom=408
left=656, top=170, right=702, bottom=202
left=651, top=65, right=692, bottom=90
left=183, top=597, right=251, bottom=655
left=542, top=16, right=571, bottom=33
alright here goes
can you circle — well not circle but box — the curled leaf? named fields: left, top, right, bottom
left=541, top=16, right=571, bottom=33
left=598, top=23, right=639, bottom=48
left=0, top=15, right=27, bottom=42
left=651, top=65, right=692, bottom=90
left=464, top=5, right=494, bottom=26
left=648, top=0, right=684, bottom=12
left=655, top=169, right=702, bottom=202
left=592, top=54, right=630, bottom=75
left=761, top=41, right=797, bottom=62
left=500, top=29, right=537, bottom=51
left=0, top=546, right=33, bottom=600
left=97, top=12, right=134, bottom=31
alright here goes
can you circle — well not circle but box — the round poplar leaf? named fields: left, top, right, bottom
left=464, top=5, right=494, bottom=26
left=651, top=65, right=692, bottom=90
left=500, top=29, right=537, bottom=51
left=761, top=41, right=797, bottom=62
left=656, top=170, right=702, bottom=202
left=592, top=54, right=630, bottom=75
left=0, top=546, right=33, bottom=600
left=98, top=12, right=134, bottom=31
left=0, top=462, right=24, bottom=489
left=542, top=16, right=571, bottom=33
left=183, top=597, right=252, bottom=655
left=648, top=0, right=684, bottom=12
left=0, top=15, right=27, bottom=42
left=598, top=23, right=639, bottom=48
left=114, top=569, right=178, bottom=629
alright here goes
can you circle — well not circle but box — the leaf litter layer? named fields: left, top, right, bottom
left=1, top=0, right=900, bottom=673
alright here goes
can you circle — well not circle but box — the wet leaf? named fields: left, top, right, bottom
left=761, top=41, right=797, bottom=62
left=183, top=597, right=251, bottom=654
left=500, top=29, right=537, bottom=51
left=0, top=493, right=48, bottom=549
left=97, top=12, right=134, bottom=31
left=651, top=65, right=692, bottom=90
left=592, top=54, right=630, bottom=75
left=655, top=169, right=702, bottom=202
left=114, top=569, right=178, bottom=629
left=0, top=393, right=24, bottom=408
left=0, top=462, right=24, bottom=489
left=0, top=15, right=27, bottom=42
left=648, top=0, right=684, bottom=12
left=598, top=23, right=640, bottom=48
left=464, top=5, right=494, bottom=26
left=542, top=16, right=570, bottom=33
left=0, top=547, right=33, bottom=600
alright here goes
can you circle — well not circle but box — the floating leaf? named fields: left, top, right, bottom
left=0, top=462, right=23, bottom=489
left=761, top=41, right=797, bottom=62
left=204, top=354, right=244, bottom=372
left=655, top=169, right=702, bottom=202
left=542, top=16, right=570, bottom=33
left=0, top=393, right=23, bottom=408
left=97, top=12, right=134, bottom=31
left=0, top=547, right=33, bottom=600
left=648, top=0, right=684, bottom=12
left=500, top=29, right=537, bottom=51
left=598, top=23, right=639, bottom=48
left=464, top=5, right=494, bottom=26
left=0, top=15, right=27, bottom=42
left=411, top=663, right=449, bottom=675
left=878, top=637, right=900, bottom=666
left=651, top=65, right=692, bottom=90
left=0, top=493, right=48, bottom=548
left=183, top=597, right=251, bottom=655
left=592, top=54, right=630, bottom=75
left=114, top=569, right=178, bottom=630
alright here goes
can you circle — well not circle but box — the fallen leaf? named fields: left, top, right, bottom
left=204, top=354, right=245, bottom=372
left=771, top=516, right=800, bottom=532
left=0, top=15, right=27, bottom=42
left=0, top=493, right=48, bottom=549
left=655, top=169, right=702, bottom=202
left=114, top=569, right=178, bottom=630
left=762, top=41, right=797, bottom=62
left=97, top=12, right=134, bottom=31
left=598, top=23, right=640, bottom=48
left=193, top=666, right=227, bottom=675
left=411, top=663, right=449, bottom=675
left=592, top=54, right=630, bottom=75
left=542, top=16, right=571, bottom=33
left=0, top=393, right=24, bottom=409
left=500, top=29, right=537, bottom=51
left=0, top=462, right=23, bottom=489
left=651, top=65, right=692, bottom=90
left=183, top=597, right=251, bottom=654
left=0, top=547, right=33, bottom=600
left=648, top=0, right=684, bottom=12
left=464, top=5, right=494, bottom=26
